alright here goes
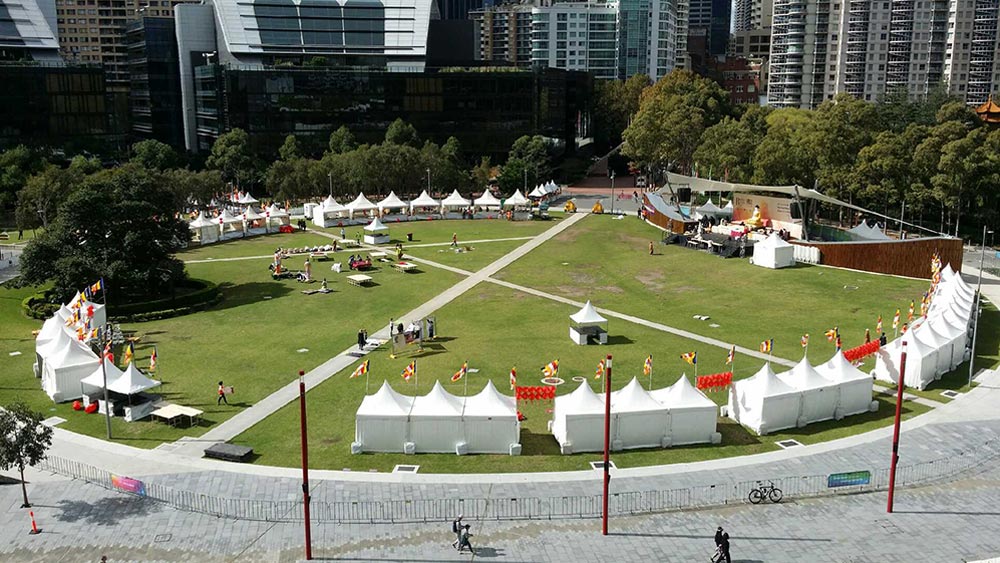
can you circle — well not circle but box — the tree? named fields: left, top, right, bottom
left=0, top=145, right=45, bottom=210
left=497, top=157, right=529, bottom=194
left=14, top=164, right=83, bottom=230
left=0, top=402, right=53, bottom=508
left=278, top=134, right=301, bottom=161
left=470, top=156, right=496, bottom=190
left=328, top=126, right=356, bottom=154
left=851, top=125, right=926, bottom=219
left=131, top=139, right=179, bottom=170
left=692, top=117, right=758, bottom=183
left=509, top=135, right=551, bottom=183
left=206, top=128, right=255, bottom=187
left=162, top=168, right=225, bottom=209
left=623, top=94, right=705, bottom=172
left=639, top=69, right=731, bottom=127
left=385, top=118, right=420, bottom=147
left=752, top=108, right=816, bottom=187
left=934, top=128, right=987, bottom=236
left=806, top=95, right=879, bottom=215
left=591, top=74, right=652, bottom=148
left=17, top=163, right=190, bottom=302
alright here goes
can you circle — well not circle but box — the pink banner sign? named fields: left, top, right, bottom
left=111, top=475, right=146, bottom=496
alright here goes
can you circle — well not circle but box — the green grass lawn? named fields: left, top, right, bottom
left=314, top=216, right=558, bottom=246
left=0, top=241, right=462, bottom=447
left=0, top=226, right=39, bottom=242
left=405, top=240, right=529, bottom=272
left=181, top=231, right=337, bottom=261
left=495, top=214, right=932, bottom=365
left=233, top=282, right=927, bottom=473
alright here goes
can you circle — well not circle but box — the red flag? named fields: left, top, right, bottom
left=509, top=367, right=517, bottom=390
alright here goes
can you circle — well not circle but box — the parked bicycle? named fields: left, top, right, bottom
left=748, top=481, right=783, bottom=504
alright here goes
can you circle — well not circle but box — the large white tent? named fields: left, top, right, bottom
left=377, top=191, right=408, bottom=214
left=608, top=377, right=671, bottom=450
left=188, top=212, right=220, bottom=244
left=440, top=190, right=471, bottom=214
left=551, top=381, right=607, bottom=454
left=926, top=312, right=968, bottom=369
left=874, top=332, right=938, bottom=389
left=408, top=381, right=466, bottom=453
left=815, top=351, right=876, bottom=419
left=461, top=380, right=520, bottom=454
left=727, top=363, right=800, bottom=435
left=354, top=381, right=413, bottom=452
left=503, top=189, right=530, bottom=207
left=649, top=375, right=719, bottom=446
left=752, top=233, right=796, bottom=269
left=312, top=196, right=347, bottom=227
left=409, top=190, right=440, bottom=214
left=42, top=338, right=100, bottom=402
left=911, top=321, right=953, bottom=375
left=36, top=322, right=75, bottom=374
left=777, top=356, right=839, bottom=426
left=473, top=190, right=502, bottom=210
left=346, top=193, right=378, bottom=219
left=218, top=208, right=244, bottom=239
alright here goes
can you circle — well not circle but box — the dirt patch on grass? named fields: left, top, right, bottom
left=569, top=272, right=597, bottom=285
left=636, top=270, right=665, bottom=291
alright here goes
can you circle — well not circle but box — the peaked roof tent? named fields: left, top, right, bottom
left=189, top=212, right=217, bottom=228
left=474, top=190, right=502, bottom=207
left=663, top=172, right=951, bottom=237
left=441, top=189, right=471, bottom=208
left=108, top=362, right=161, bottom=395
left=463, top=380, right=516, bottom=417
left=377, top=191, right=408, bottom=210
left=570, top=300, right=607, bottom=325
left=409, top=190, right=440, bottom=209
left=346, top=193, right=377, bottom=212
left=364, top=217, right=389, bottom=232
left=357, top=380, right=413, bottom=416
left=504, top=189, right=530, bottom=207
left=321, top=196, right=346, bottom=212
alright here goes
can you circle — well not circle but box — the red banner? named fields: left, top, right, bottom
left=696, top=372, right=733, bottom=391
left=515, top=386, right=556, bottom=402
left=843, top=340, right=880, bottom=362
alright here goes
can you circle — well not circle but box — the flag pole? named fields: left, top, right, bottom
left=414, top=360, right=418, bottom=391
left=365, top=366, right=370, bottom=395
left=463, top=360, right=468, bottom=396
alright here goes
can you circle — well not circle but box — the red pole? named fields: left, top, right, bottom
left=299, top=370, right=313, bottom=560
left=887, top=342, right=907, bottom=513
left=602, top=354, right=612, bottom=536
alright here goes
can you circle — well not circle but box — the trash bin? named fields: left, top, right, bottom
left=406, top=233, right=413, bottom=242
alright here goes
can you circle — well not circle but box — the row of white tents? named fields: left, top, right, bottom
left=34, top=294, right=107, bottom=402
left=188, top=204, right=291, bottom=245
left=551, top=376, right=720, bottom=454
left=311, top=190, right=535, bottom=227
left=874, top=264, right=976, bottom=390
left=353, top=380, right=521, bottom=455
left=528, top=181, right=561, bottom=199
left=727, top=351, right=878, bottom=435
left=691, top=199, right=733, bottom=220
left=847, top=220, right=891, bottom=241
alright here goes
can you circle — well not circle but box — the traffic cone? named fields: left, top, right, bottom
left=28, top=511, right=40, bottom=535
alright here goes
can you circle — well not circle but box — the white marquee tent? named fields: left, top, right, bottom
left=694, top=200, right=724, bottom=219
left=727, top=363, right=801, bottom=435
left=926, top=313, right=968, bottom=368
left=503, top=189, right=530, bottom=208
left=237, top=192, right=258, bottom=204
left=108, top=363, right=161, bottom=395
left=80, top=360, right=125, bottom=393
left=752, top=233, right=796, bottom=269
left=461, top=380, right=520, bottom=454
left=440, top=190, right=471, bottom=213
left=218, top=208, right=244, bottom=239
left=847, top=220, right=890, bottom=241
left=874, top=332, right=938, bottom=389
left=608, top=377, right=671, bottom=450
left=408, top=381, right=466, bottom=453
left=377, top=191, right=408, bottom=214
left=265, top=203, right=290, bottom=230
left=911, top=321, right=953, bottom=375
left=363, top=216, right=389, bottom=244
left=188, top=212, right=220, bottom=244
left=815, top=351, right=876, bottom=418
left=354, top=381, right=413, bottom=452
left=42, top=338, right=100, bottom=402
left=777, top=356, right=839, bottom=426
left=346, top=193, right=378, bottom=219
left=649, top=375, right=719, bottom=446
left=312, top=196, right=347, bottom=227
left=473, top=190, right=502, bottom=210
left=409, top=190, right=440, bottom=214
left=551, top=381, right=607, bottom=454
left=243, top=206, right=266, bottom=235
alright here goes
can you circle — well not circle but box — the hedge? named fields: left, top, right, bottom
left=22, top=278, right=223, bottom=323
left=22, top=292, right=59, bottom=320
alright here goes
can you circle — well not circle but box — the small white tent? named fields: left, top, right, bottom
left=218, top=208, right=244, bottom=239
left=377, top=191, right=408, bottom=214
left=237, top=192, right=258, bottom=204
left=409, top=190, right=440, bottom=214
left=874, top=333, right=938, bottom=390
left=408, top=381, right=466, bottom=453
left=727, top=363, right=800, bottom=435
left=354, top=381, right=413, bottom=452
left=80, top=360, right=125, bottom=393
left=649, top=375, right=719, bottom=446
left=752, top=233, right=796, bottom=269
left=462, top=380, right=520, bottom=454
left=189, top=212, right=220, bottom=244
left=609, top=377, right=671, bottom=450
left=815, top=351, right=876, bottom=419
left=363, top=216, right=390, bottom=244
left=108, top=362, right=161, bottom=395
left=346, top=193, right=378, bottom=219
left=42, top=338, right=100, bottom=402
left=551, top=381, right=607, bottom=454
left=503, top=189, right=530, bottom=207
left=694, top=200, right=724, bottom=219
left=911, top=321, right=953, bottom=376
left=440, top=190, right=471, bottom=214
left=569, top=300, right=608, bottom=345
left=777, top=357, right=839, bottom=427
left=473, top=190, right=502, bottom=210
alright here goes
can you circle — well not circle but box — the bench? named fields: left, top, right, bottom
left=204, top=442, right=254, bottom=463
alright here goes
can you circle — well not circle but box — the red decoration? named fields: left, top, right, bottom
left=843, top=340, right=880, bottom=363
left=515, top=385, right=556, bottom=402
left=84, top=403, right=98, bottom=414
left=72, top=401, right=82, bottom=411
left=695, top=372, right=733, bottom=392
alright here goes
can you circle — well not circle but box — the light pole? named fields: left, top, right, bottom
left=94, top=325, right=112, bottom=440
left=610, top=170, right=616, bottom=213
left=327, top=172, right=333, bottom=197
left=202, top=51, right=216, bottom=66
left=968, top=226, right=993, bottom=387
left=426, top=168, right=431, bottom=193
left=523, top=168, right=527, bottom=193
left=601, top=354, right=612, bottom=535
left=298, top=370, right=313, bottom=560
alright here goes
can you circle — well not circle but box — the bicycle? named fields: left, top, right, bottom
left=748, top=481, right=783, bottom=504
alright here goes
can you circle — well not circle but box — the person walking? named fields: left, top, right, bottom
left=357, top=328, right=366, bottom=351
left=648, top=241, right=654, bottom=255
left=458, top=524, right=473, bottom=553
left=450, top=515, right=463, bottom=549
left=715, top=527, right=724, bottom=548
left=720, top=532, right=731, bottom=563
left=451, top=233, right=458, bottom=247
left=217, top=381, right=229, bottom=406
left=340, top=226, right=346, bottom=240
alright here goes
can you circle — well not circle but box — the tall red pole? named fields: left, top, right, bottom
left=602, top=354, right=612, bottom=536
left=887, top=342, right=907, bottom=513
left=299, top=370, right=313, bottom=560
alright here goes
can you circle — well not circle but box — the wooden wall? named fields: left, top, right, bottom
left=791, top=237, right=963, bottom=279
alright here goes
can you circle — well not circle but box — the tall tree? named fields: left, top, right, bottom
left=509, top=135, right=551, bottom=183
left=807, top=94, right=879, bottom=207
left=206, top=128, right=256, bottom=188
left=14, top=164, right=84, bottom=230
left=328, top=125, right=356, bottom=155
left=0, top=402, right=53, bottom=508
left=385, top=118, right=420, bottom=147
left=0, top=145, right=45, bottom=210
left=470, top=157, right=496, bottom=191
left=18, top=163, right=190, bottom=302
left=692, top=115, right=759, bottom=183
left=623, top=94, right=705, bottom=172
left=752, top=108, right=816, bottom=187
left=131, top=139, right=180, bottom=171
left=278, top=134, right=301, bottom=161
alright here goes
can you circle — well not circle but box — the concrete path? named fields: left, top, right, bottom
left=170, top=212, right=589, bottom=456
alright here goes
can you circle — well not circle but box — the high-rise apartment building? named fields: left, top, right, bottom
left=530, top=2, right=620, bottom=78
left=0, top=0, right=61, bottom=61
left=769, top=0, right=1000, bottom=109
left=470, top=3, right=534, bottom=65
left=733, top=0, right=772, bottom=33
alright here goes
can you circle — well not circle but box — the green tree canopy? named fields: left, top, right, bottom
left=0, top=145, right=45, bottom=210
left=328, top=125, right=356, bottom=155
left=278, top=134, right=301, bottom=161
left=206, top=128, right=256, bottom=187
left=385, top=118, right=420, bottom=147
left=131, top=139, right=180, bottom=170
left=0, top=402, right=53, bottom=508
left=18, top=163, right=190, bottom=302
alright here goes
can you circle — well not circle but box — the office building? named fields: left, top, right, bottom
left=0, top=0, right=61, bottom=61
left=768, top=0, right=1000, bottom=109
left=687, top=0, right=728, bottom=56
left=438, top=0, right=484, bottom=20
left=126, top=17, right=183, bottom=147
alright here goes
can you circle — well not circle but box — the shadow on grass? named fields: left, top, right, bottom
left=212, top=281, right=295, bottom=310
left=520, top=428, right=563, bottom=456
left=605, top=335, right=635, bottom=345
left=716, top=418, right=763, bottom=446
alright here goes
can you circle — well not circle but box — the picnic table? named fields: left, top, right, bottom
left=339, top=238, right=360, bottom=247
left=151, top=403, right=204, bottom=427
left=346, top=274, right=373, bottom=287
left=370, top=251, right=388, bottom=260
left=310, top=252, right=329, bottom=261
left=391, top=261, right=418, bottom=273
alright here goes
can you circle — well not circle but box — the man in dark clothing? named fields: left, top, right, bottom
left=357, top=329, right=366, bottom=350
left=714, top=527, right=724, bottom=547
left=720, top=532, right=731, bottom=563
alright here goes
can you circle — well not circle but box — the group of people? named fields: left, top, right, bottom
left=348, top=255, right=372, bottom=270
left=356, top=328, right=369, bottom=350
left=713, top=526, right=732, bottom=563
left=450, top=516, right=474, bottom=553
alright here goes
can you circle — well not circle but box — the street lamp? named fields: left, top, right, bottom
left=426, top=168, right=431, bottom=193
left=202, top=51, right=217, bottom=65
left=327, top=172, right=333, bottom=197
left=523, top=168, right=527, bottom=192
left=609, top=169, right=616, bottom=213
left=968, top=225, right=994, bottom=386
